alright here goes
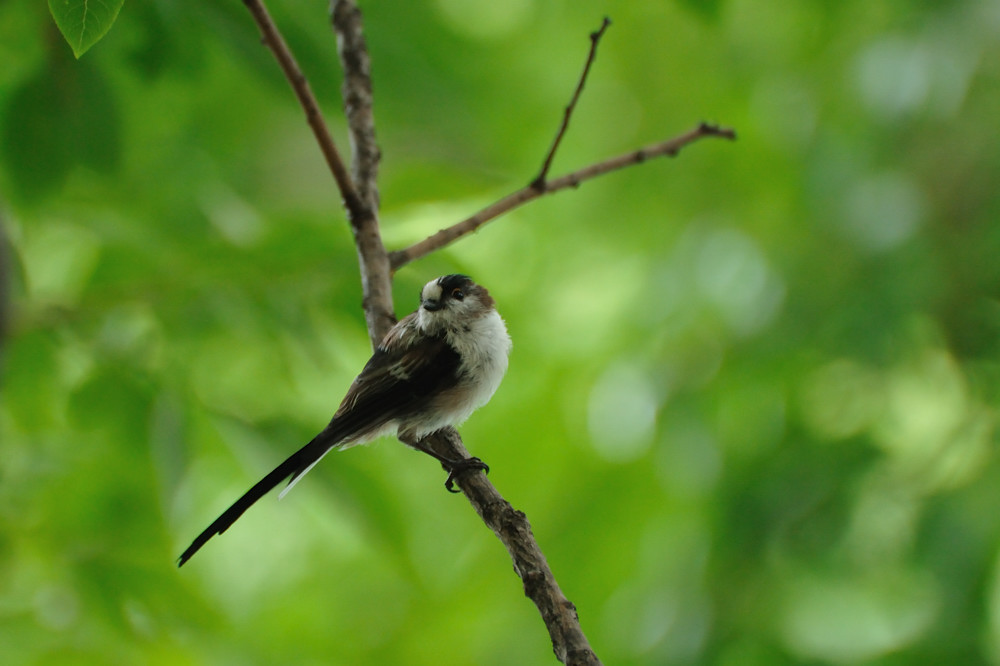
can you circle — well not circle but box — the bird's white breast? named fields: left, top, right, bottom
left=451, top=309, right=511, bottom=402
left=413, top=310, right=511, bottom=438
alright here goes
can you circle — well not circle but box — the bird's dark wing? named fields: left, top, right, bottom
left=177, top=322, right=461, bottom=567
left=325, top=327, right=461, bottom=438
left=278, top=331, right=462, bottom=487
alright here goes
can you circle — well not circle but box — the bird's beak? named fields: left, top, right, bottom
left=422, top=298, right=443, bottom=311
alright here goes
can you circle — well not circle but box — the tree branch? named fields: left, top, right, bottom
left=331, top=0, right=381, bottom=214
left=242, top=0, right=361, bottom=215
left=421, top=429, right=602, bottom=665
left=531, top=17, right=611, bottom=190
left=328, top=0, right=394, bottom=344
left=244, top=0, right=394, bottom=344
left=389, top=122, right=736, bottom=271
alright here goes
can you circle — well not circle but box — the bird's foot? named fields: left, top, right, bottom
left=444, top=457, right=490, bottom=493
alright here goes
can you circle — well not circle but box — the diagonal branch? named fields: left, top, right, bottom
left=532, top=17, right=611, bottom=190
left=389, top=122, right=736, bottom=271
left=421, top=429, right=602, bottom=666
left=242, top=0, right=362, bottom=215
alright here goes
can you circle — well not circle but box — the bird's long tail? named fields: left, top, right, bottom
left=177, top=431, right=338, bottom=566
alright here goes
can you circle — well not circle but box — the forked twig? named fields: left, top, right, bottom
left=531, top=17, right=612, bottom=190
left=242, top=0, right=361, bottom=215
left=389, top=123, right=736, bottom=270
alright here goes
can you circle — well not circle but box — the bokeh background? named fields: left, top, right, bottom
left=3, top=0, right=1000, bottom=664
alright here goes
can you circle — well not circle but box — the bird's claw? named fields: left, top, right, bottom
left=444, top=457, right=490, bottom=493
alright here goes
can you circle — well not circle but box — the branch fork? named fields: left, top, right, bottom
left=230, top=3, right=734, bottom=663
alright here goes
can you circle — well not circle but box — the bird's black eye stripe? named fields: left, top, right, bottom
left=451, top=288, right=464, bottom=300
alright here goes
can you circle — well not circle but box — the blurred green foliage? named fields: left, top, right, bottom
left=2, top=0, right=1000, bottom=664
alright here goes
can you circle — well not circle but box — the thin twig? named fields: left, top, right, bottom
left=531, top=17, right=612, bottom=190
left=331, top=0, right=381, bottom=213
left=390, top=122, right=737, bottom=270
left=242, top=0, right=362, bottom=215
left=327, top=0, right=395, bottom=344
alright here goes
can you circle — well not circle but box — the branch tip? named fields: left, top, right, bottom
left=389, top=121, right=736, bottom=270
left=698, top=121, right=737, bottom=140
left=590, top=16, right=612, bottom=41
left=531, top=17, right=613, bottom=186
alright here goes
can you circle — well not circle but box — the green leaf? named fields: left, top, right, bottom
left=48, top=0, right=124, bottom=58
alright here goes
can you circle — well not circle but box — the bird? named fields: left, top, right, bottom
left=177, top=274, right=511, bottom=566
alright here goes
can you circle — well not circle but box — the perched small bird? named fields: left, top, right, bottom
left=178, top=274, right=511, bottom=566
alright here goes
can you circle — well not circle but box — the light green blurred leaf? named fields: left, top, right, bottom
left=48, top=0, right=124, bottom=58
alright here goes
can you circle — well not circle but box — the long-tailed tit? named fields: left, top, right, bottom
left=178, top=275, right=511, bottom=566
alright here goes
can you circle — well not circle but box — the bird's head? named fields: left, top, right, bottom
left=418, top=274, right=495, bottom=332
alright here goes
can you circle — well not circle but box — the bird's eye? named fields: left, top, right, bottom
left=451, top=288, right=465, bottom=300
